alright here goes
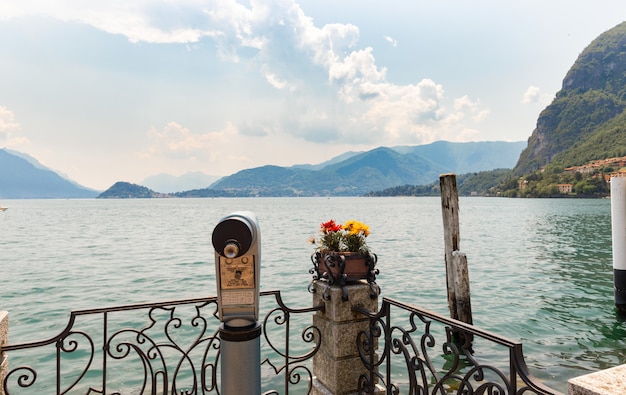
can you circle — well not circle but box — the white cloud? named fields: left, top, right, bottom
left=521, top=85, right=553, bottom=105
left=521, top=86, right=541, bottom=103
left=0, top=106, right=19, bottom=133
left=384, top=35, right=397, bottom=47
left=332, top=80, right=491, bottom=145
left=2, top=0, right=493, bottom=150
left=329, top=47, right=386, bottom=85
left=142, top=121, right=237, bottom=162
left=454, top=95, right=476, bottom=111
left=0, top=1, right=215, bottom=43
left=473, top=109, right=491, bottom=123
left=262, top=65, right=297, bottom=91
left=453, top=96, right=490, bottom=123
left=0, top=106, right=29, bottom=148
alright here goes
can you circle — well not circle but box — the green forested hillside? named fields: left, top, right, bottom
left=515, top=21, right=626, bottom=175
left=97, top=182, right=166, bottom=198
left=550, top=110, right=626, bottom=167
left=366, top=169, right=514, bottom=197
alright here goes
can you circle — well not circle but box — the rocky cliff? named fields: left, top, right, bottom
left=515, top=22, right=626, bottom=174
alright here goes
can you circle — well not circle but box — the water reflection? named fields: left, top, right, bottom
left=522, top=200, right=626, bottom=386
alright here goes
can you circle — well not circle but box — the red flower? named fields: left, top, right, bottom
left=320, top=219, right=342, bottom=233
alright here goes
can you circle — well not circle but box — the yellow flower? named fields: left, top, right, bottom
left=343, top=220, right=370, bottom=237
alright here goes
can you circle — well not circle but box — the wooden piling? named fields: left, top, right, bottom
left=440, top=174, right=473, bottom=325
left=452, top=251, right=473, bottom=325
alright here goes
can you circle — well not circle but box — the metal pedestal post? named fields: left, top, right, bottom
left=219, top=322, right=261, bottom=395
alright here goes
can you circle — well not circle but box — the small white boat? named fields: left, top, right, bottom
left=0, top=207, right=7, bottom=211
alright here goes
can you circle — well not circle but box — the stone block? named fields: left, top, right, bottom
left=0, top=311, right=7, bottom=395
left=312, top=281, right=378, bottom=322
left=313, top=350, right=375, bottom=395
left=310, top=281, right=380, bottom=395
left=0, top=355, right=5, bottom=395
left=568, top=364, right=626, bottom=395
left=311, top=377, right=385, bottom=395
left=313, top=314, right=377, bottom=359
left=0, top=311, right=7, bottom=348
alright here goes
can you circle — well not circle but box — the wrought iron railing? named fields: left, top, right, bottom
left=1, top=291, right=564, bottom=395
left=1, top=291, right=323, bottom=395
left=354, top=297, right=565, bottom=395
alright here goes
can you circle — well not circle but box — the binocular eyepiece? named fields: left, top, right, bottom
left=222, top=240, right=240, bottom=259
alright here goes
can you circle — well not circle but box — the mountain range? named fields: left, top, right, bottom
left=1, top=141, right=525, bottom=199
left=205, top=141, right=526, bottom=196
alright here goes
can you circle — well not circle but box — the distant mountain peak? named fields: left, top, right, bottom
left=0, top=149, right=98, bottom=198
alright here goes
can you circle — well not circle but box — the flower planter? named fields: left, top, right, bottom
left=321, top=252, right=372, bottom=282
left=310, top=251, right=379, bottom=301
left=308, top=219, right=379, bottom=300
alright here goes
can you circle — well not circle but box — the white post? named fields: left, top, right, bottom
left=610, top=175, right=626, bottom=314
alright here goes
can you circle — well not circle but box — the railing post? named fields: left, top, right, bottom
left=0, top=311, right=8, bottom=395
left=311, top=281, right=381, bottom=395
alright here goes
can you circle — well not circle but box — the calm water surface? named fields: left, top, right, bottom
left=1, top=197, right=625, bottom=392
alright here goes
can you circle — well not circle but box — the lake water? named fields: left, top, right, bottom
left=1, top=197, right=625, bottom=392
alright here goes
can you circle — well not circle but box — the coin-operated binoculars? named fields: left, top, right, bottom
left=212, top=211, right=261, bottom=395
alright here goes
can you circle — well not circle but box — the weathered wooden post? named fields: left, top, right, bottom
left=0, top=311, right=8, bottom=395
left=439, top=173, right=473, bottom=325
left=610, top=174, right=626, bottom=315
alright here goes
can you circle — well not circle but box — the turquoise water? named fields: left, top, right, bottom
left=1, top=197, right=625, bottom=392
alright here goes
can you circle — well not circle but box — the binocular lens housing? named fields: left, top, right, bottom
left=212, top=217, right=254, bottom=258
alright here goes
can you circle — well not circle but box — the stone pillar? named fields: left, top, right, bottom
left=0, top=311, right=8, bottom=395
left=311, top=281, right=382, bottom=395
left=568, top=364, right=626, bottom=395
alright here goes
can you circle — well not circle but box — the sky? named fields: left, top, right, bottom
left=1, top=1, right=626, bottom=190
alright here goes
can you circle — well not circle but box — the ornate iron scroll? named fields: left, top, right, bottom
left=1, top=291, right=323, bottom=395
left=354, top=297, right=565, bottom=395
left=260, top=291, right=324, bottom=395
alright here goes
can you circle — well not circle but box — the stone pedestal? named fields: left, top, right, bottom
left=311, top=281, right=383, bottom=395
left=568, top=364, right=626, bottom=395
left=0, top=311, right=8, bottom=395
